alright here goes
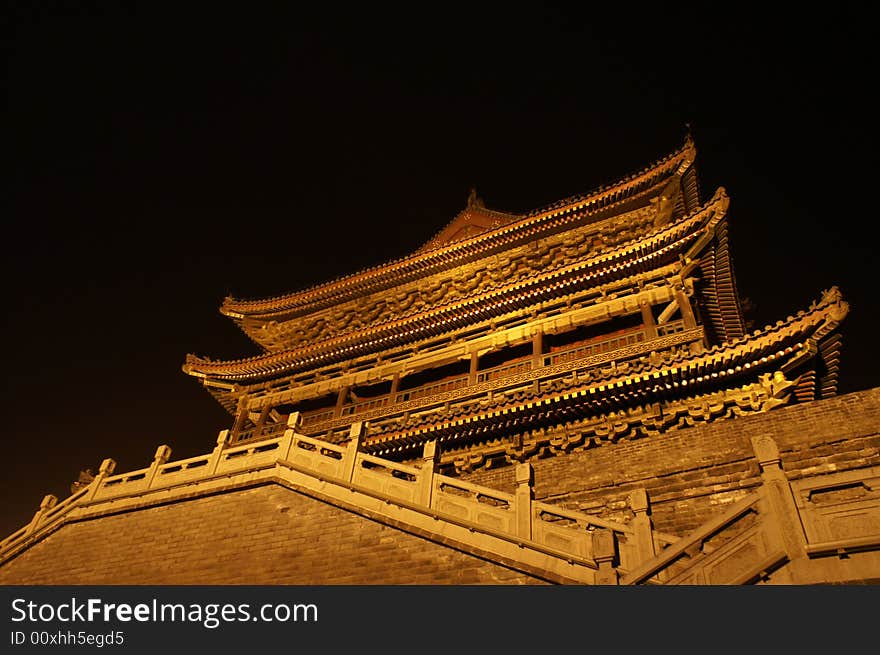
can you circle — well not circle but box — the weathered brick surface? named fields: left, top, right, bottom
left=464, top=388, right=880, bottom=536
left=0, top=486, right=547, bottom=585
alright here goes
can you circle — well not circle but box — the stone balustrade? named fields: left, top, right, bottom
left=620, top=438, right=880, bottom=585
left=0, top=412, right=665, bottom=583
left=5, top=415, right=875, bottom=584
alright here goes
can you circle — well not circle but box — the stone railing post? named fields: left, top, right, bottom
left=418, top=440, right=439, bottom=508
left=145, top=445, right=173, bottom=489
left=750, top=434, right=809, bottom=582
left=515, top=463, right=533, bottom=540
left=25, top=495, right=58, bottom=536
left=277, top=412, right=302, bottom=461
left=86, top=458, right=117, bottom=501
left=629, top=488, right=656, bottom=565
left=341, top=422, right=365, bottom=483
left=592, top=528, right=619, bottom=585
left=207, top=429, right=232, bottom=475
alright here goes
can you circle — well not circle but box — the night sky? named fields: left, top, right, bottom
left=3, top=6, right=877, bottom=541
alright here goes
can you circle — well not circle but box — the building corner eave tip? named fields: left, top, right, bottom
left=181, top=357, right=207, bottom=379
left=823, top=286, right=849, bottom=322
left=706, top=186, right=728, bottom=206
left=219, top=305, right=245, bottom=320
left=680, top=131, right=697, bottom=161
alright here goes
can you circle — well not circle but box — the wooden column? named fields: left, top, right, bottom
left=640, top=299, right=658, bottom=339
left=254, top=404, right=271, bottom=439
left=532, top=328, right=544, bottom=368
left=334, top=385, right=350, bottom=417
left=674, top=286, right=697, bottom=329
left=389, top=373, right=400, bottom=402
left=230, top=400, right=249, bottom=442
left=468, top=351, right=479, bottom=384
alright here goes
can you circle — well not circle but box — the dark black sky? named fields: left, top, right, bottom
left=2, top=6, right=877, bottom=539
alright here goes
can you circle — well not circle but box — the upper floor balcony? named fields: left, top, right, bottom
left=232, top=318, right=695, bottom=445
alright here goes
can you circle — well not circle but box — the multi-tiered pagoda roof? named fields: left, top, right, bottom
left=183, top=136, right=847, bottom=472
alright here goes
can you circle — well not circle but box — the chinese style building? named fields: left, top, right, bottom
left=2, top=136, right=878, bottom=585
left=182, top=135, right=847, bottom=471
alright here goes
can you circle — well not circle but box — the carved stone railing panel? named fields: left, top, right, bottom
left=287, top=435, right=346, bottom=480
left=98, top=468, right=151, bottom=496
left=431, top=476, right=516, bottom=535
left=532, top=510, right=593, bottom=561
left=352, top=453, right=420, bottom=505
left=150, top=454, right=214, bottom=487
left=793, top=468, right=880, bottom=556
left=214, top=440, right=283, bottom=476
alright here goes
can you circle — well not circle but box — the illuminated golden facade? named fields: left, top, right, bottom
left=4, top=136, right=875, bottom=586
left=183, top=136, right=848, bottom=474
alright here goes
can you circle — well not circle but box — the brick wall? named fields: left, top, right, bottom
left=464, top=388, right=880, bottom=536
left=0, top=485, right=547, bottom=585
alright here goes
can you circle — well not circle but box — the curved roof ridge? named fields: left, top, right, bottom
left=525, top=133, right=696, bottom=219
left=221, top=136, right=697, bottom=318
